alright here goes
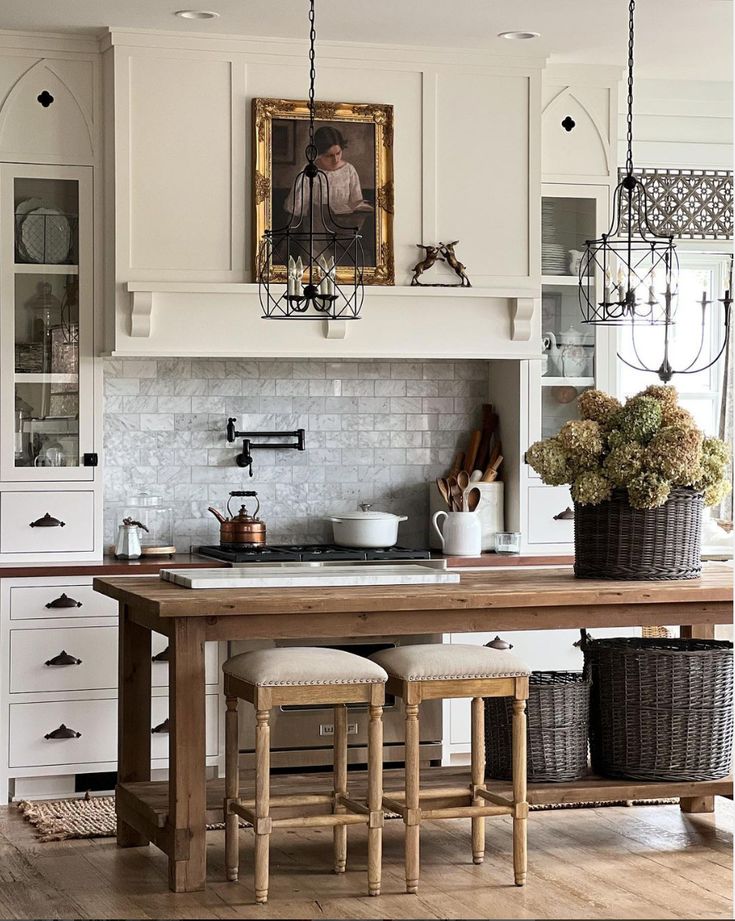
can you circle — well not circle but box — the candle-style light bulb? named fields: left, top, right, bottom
left=648, top=268, right=657, bottom=304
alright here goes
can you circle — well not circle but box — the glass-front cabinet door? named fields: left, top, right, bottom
left=0, top=164, right=94, bottom=481
left=529, top=183, right=614, bottom=467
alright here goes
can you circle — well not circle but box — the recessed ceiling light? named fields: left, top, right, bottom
left=498, top=30, right=541, bottom=40
left=175, top=10, right=220, bottom=20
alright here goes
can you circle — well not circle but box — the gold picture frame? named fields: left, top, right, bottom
left=253, top=98, right=394, bottom=285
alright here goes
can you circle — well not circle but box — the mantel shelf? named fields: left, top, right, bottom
left=126, top=282, right=540, bottom=342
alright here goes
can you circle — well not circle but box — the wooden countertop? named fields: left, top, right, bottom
left=94, top=563, right=733, bottom=620
left=0, top=553, right=228, bottom=579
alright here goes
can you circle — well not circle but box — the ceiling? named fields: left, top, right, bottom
left=0, top=0, right=731, bottom=82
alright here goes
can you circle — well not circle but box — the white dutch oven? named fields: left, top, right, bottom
left=327, top=504, right=408, bottom=548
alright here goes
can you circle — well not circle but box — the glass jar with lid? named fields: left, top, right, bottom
left=123, top=494, right=175, bottom=556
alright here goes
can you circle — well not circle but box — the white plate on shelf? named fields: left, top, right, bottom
left=14, top=197, right=44, bottom=262
left=20, top=206, right=71, bottom=264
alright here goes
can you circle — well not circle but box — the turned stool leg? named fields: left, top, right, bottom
left=367, top=701, right=384, bottom=897
left=254, top=709, right=271, bottom=904
left=512, top=697, right=528, bottom=887
left=224, top=696, right=240, bottom=882
left=471, top=697, right=486, bottom=865
left=333, top=704, right=348, bottom=873
left=404, top=700, right=420, bottom=894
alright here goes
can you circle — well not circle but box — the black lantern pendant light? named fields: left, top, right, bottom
left=258, top=0, right=364, bottom=320
left=579, top=0, right=677, bottom=326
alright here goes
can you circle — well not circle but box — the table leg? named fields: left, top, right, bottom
left=168, top=617, right=207, bottom=892
left=680, top=624, right=716, bottom=815
left=117, top=603, right=151, bottom=848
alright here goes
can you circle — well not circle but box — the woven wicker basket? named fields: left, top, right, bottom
left=574, top=487, right=703, bottom=580
left=582, top=632, right=734, bottom=782
left=485, top=671, right=590, bottom=783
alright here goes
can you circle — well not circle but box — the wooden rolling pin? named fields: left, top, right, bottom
left=448, top=452, right=464, bottom=477
left=463, top=430, right=482, bottom=475
left=481, top=453, right=503, bottom=482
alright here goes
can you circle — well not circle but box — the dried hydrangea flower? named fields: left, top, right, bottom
left=661, top=404, right=697, bottom=428
left=702, top=436, right=731, bottom=468
left=639, top=384, right=679, bottom=411
left=603, top=442, right=645, bottom=487
left=615, top=395, right=663, bottom=444
left=646, top=425, right=704, bottom=486
left=558, top=420, right=604, bottom=463
left=526, top=437, right=571, bottom=486
left=577, top=389, right=622, bottom=428
left=704, top=479, right=732, bottom=507
left=571, top=470, right=612, bottom=506
left=627, top=471, right=671, bottom=509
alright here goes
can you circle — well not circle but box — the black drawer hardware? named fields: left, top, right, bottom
left=486, top=635, right=514, bottom=650
left=83, top=452, right=98, bottom=466
left=553, top=507, right=575, bottom=521
left=152, top=646, right=170, bottom=663
left=29, top=513, right=66, bottom=528
left=45, top=593, right=82, bottom=609
left=45, top=650, right=82, bottom=667
left=44, top=724, right=81, bottom=740
left=151, top=718, right=170, bottom=734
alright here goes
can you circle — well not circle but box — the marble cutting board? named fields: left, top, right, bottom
left=160, top=565, right=460, bottom=589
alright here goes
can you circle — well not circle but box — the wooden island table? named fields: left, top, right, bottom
left=93, top=564, right=733, bottom=893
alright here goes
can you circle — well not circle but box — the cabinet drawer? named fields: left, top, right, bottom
left=9, top=694, right=220, bottom=768
left=0, top=491, right=94, bottom=554
left=151, top=694, right=219, bottom=761
left=10, top=583, right=117, bottom=620
left=9, top=698, right=117, bottom=768
left=151, top=635, right=220, bottom=688
left=527, top=485, right=574, bottom=544
left=10, top=625, right=117, bottom=693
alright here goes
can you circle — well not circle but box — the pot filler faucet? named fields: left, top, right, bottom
left=226, top=418, right=306, bottom=477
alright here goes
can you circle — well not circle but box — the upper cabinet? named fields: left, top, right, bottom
left=541, top=65, right=621, bottom=184
left=102, top=31, right=545, bottom=358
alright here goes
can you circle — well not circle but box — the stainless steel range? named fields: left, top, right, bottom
left=197, top=543, right=445, bottom=771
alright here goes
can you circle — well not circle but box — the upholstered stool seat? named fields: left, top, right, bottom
left=223, top=647, right=389, bottom=687
left=223, top=648, right=387, bottom=903
left=370, top=642, right=531, bottom=893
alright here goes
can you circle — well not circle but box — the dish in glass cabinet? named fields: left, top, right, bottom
left=20, top=206, right=71, bottom=264
left=14, top=197, right=43, bottom=261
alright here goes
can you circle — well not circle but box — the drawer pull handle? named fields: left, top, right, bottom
left=553, top=507, right=575, bottom=521
left=44, top=724, right=81, bottom=740
left=29, top=513, right=66, bottom=528
left=45, top=593, right=83, bottom=609
left=152, top=646, right=170, bottom=663
left=486, top=635, right=514, bottom=651
left=45, top=650, right=82, bottom=667
left=151, top=718, right=170, bottom=734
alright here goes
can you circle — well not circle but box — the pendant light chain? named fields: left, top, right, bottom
left=625, top=0, right=635, bottom=176
left=307, top=0, right=317, bottom=159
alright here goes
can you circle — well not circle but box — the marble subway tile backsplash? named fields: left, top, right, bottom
left=103, top=358, right=489, bottom=551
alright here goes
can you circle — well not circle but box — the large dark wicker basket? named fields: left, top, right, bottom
left=485, top=671, right=590, bottom=783
left=574, top=486, right=703, bottom=580
left=582, top=632, right=734, bottom=782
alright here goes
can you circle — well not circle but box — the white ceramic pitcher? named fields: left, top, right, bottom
left=432, top=510, right=482, bottom=557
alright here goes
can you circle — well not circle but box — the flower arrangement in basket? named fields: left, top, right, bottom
left=526, top=385, right=731, bottom=580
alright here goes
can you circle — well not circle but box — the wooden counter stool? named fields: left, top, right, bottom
left=369, top=644, right=531, bottom=894
left=222, top=647, right=388, bottom=903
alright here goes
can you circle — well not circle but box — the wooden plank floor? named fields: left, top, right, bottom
left=0, top=797, right=731, bottom=920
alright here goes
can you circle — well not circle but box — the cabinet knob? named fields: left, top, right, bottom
left=45, top=593, right=82, bottom=609
left=486, top=635, right=514, bottom=651
left=553, top=507, right=575, bottom=521
left=45, top=650, right=82, bottom=667
left=29, top=513, right=66, bottom=528
left=151, top=718, right=170, bottom=734
left=151, top=646, right=170, bottom=663
left=44, top=724, right=81, bottom=740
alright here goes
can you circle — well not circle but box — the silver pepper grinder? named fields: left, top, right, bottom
left=115, top=517, right=148, bottom=559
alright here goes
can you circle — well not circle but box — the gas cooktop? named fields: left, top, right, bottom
left=197, top=543, right=432, bottom=564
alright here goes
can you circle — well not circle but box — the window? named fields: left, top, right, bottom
left=616, top=251, right=731, bottom=437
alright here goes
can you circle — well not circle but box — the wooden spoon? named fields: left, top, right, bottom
left=436, top=477, right=451, bottom=508
left=447, top=475, right=463, bottom=512
left=456, top=470, right=470, bottom=492
left=465, top=486, right=482, bottom=512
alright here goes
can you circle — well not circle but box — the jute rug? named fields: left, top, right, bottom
left=17, top=793, right=677, bottom=843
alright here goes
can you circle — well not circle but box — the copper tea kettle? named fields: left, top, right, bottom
left=208, top=491, right=266, bottom=547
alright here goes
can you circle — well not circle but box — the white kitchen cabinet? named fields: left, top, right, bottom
left=0, top=575, right=224, bottom=804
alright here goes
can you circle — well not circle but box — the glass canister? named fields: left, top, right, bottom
left=123, top=494, right=175, bottom=556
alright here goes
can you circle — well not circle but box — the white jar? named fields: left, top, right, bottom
left=432, top=510, right=482, bottom=557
